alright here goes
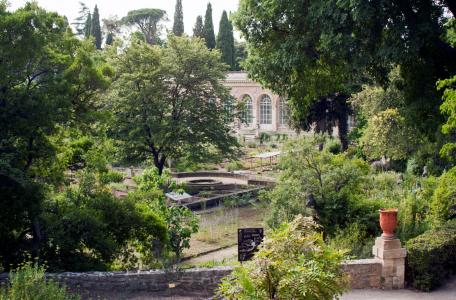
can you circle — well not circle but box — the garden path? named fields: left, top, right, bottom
left=342, top=275, right=456, bottom=300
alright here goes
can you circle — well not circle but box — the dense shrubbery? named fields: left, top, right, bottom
left=429, top=167, right=456, bottom=226
left=217, top=215, right=348, bottom=299
left=0, top=263, right=79, bottom=300
left=406, top=220, right=456, bottom=291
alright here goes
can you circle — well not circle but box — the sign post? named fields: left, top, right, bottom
left=238, top=228, right=264, bottom=262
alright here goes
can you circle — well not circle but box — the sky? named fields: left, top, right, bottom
left=9, top=0, right=240, bottom=36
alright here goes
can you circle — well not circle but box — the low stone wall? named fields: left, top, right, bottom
left=342, top=259, right=382, bottom=289
left=0, top=259, right=384, bottom=298
left=0, top=267, right=232, bottom=299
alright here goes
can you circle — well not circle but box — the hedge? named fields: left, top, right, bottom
left=406, top=220, right=456, bottom=291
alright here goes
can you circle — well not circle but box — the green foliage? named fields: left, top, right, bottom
left=42, top=171, right=168, bottom=271
left=193, top=15, right=204, bottom=38
left=258, top=132, right=270, bottom=145
left=203, top=3, right=216, bottom=49
left=108, top=35, right=239, bottom=175
left=266, top=136, right=369, bottom=234
left=234, top=1, right=455, bottom=143
left=360, top=108, right=416, bottom=160
left=406, top=220, right=456, bottom=291
left=90, top=5, right=102, bottom=49
left=429, top=167, right=456, bottom=226
left=216, top=11, right=235, bottom=70
left=328, top=222, right=374, bottom=259
left=217, top=215, right=349, bottom=299
left=99, top=170, right=124, bottom=184
left=0, top=3, right=111, bottom=269
left=121, top=8, right=166, bottom=45
left=223, top=193, right=253, bottom=208
left=71, top=2, right=90, bottom=37
left=325, top=139, right=342, bottom=155
left=166, top=206, right=199, bottom=261
left=438, top=75, right=456, bottom=162
left=0, top=263, right=79, bottom=300
left=172, top=0, right=184, bottom=36
left=226, top=160, right=244, bottom=172
left=84, top=12, right=91, bottom=38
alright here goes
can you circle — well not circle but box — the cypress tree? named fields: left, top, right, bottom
left=216, top=11, right=235, bottom=69
left=202, top=3, right=216, bottom=49
left=84, top=12, right=92, bottom=39
left=105, top=33, right=113, bottom=45
left=91, top=5, right=102, bottom=49
left=173, top=0, right=184, bottom=36
left=193, top=15, right=204, bottom=38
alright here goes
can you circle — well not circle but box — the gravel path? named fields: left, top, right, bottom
left=183, top=246, right=237, bottom=265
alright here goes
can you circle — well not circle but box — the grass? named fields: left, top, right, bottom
left=184, top=204, right=267, bottom=258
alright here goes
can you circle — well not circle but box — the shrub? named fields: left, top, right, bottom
left=217, top=215, right=349, bottom=299
left=328, top=222, right=374, bottom=259
left=0, top=263, right=79, bottom=300
left=406, top=220, right=456, bottom=291
left=227, top=160, right=244, bottom=172
left=429, top=167, right=456, bottom=226
left=99, top=170, right=124, bottom=184
left=325, top=139, right=342, bottom=154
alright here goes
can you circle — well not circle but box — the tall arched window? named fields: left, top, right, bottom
left=279, top=97, right=289, bottom=125
left=241, top=95, right=253, bottom=124
left=260, top=95, right=272, bottom=124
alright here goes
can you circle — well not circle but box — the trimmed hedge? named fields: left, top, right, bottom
left=406, top=220, right=456, bottom=291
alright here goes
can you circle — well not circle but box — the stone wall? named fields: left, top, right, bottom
left=342, top=259, right=382, bottom=289
left=0, top=260, right=385, bottom=298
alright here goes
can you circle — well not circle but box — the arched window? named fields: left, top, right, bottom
left=279, top=97, right=289, bottom=125
left=223, top=101, right=234, bottom=122
left=241, top=95, right=253, bottom=124
left=260, top=95, right=272, bottom=124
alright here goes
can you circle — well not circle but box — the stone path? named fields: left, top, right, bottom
left=342, top=276, right=456, bottom=300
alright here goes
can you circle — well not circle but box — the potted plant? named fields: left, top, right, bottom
left=379, top=208, right=398, bottom=239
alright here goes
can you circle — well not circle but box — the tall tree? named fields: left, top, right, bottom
left=90, top=5, right=102, bottom=49
left=71, top=2, right=90, bottom=37
left=193, top=15, right=204, bottom=38
left=0, top=2, right=111, bottom=267
left=122, top=8, right=166, bottom=45
left=172, top=0, right=184, bottom=36
left=84, top=11, right=92, bottom=38
left=202, top=3, right=216, bottom=49
left=234, top=0, right=456, bottom=142
left=216, top=11, right=235, bottom=70
left=108, top=36, right=239, bottom=174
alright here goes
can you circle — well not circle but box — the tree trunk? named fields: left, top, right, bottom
left=152, top=152, right=167, bottom=175
left=31, top=216, right=42, bottom=261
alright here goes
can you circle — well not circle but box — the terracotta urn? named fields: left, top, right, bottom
left=379, top=208, right=398, bottom=239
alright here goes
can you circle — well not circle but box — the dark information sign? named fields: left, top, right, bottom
left=238, top=228, right=264, bottom=262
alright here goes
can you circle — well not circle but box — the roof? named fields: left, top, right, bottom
left=224, top=71, right=251, bottom=82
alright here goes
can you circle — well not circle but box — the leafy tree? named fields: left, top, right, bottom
left=193, top=15, right=204, bottom=38
left=217, top=215, right=348, bottom=299
left=360, top=108, right=417, bottom=161
left=265, top=136, right=370, bottom=234
left=90, top=5, right=102, bottom=49
left=71, top=2, right=90, bottom=37
left=172, top=0, right=184, bottom=36
left=0, top=3, right=111, bottom=269
left=167, top=206, right=199, bottom=262
left=121, top=8, right=166, bottom=45
left=234, top=0, right=456, bottom=141
left=107, top=36, right=239, bottom=175
left=429, top=167, right=456, bottom=226
left=438, top=75, right=456, bottom=162
left=216, top=11, right=235, bottom=70
left=203, top=3, right=216, bottom=49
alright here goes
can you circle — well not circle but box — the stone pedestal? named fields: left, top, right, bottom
left=372, top=237, right=406, bottom=289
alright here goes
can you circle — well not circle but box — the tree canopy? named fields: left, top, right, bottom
left=234, top=0, right=456, bottom=142
left=107, top=36, right=239, bottom=174
left=90, top=5, right=102, bottom=49
left=122, top=8, right=166, bottom=45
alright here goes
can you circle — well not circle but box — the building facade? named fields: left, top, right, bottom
left=222, top=71, right=295, bottom=136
